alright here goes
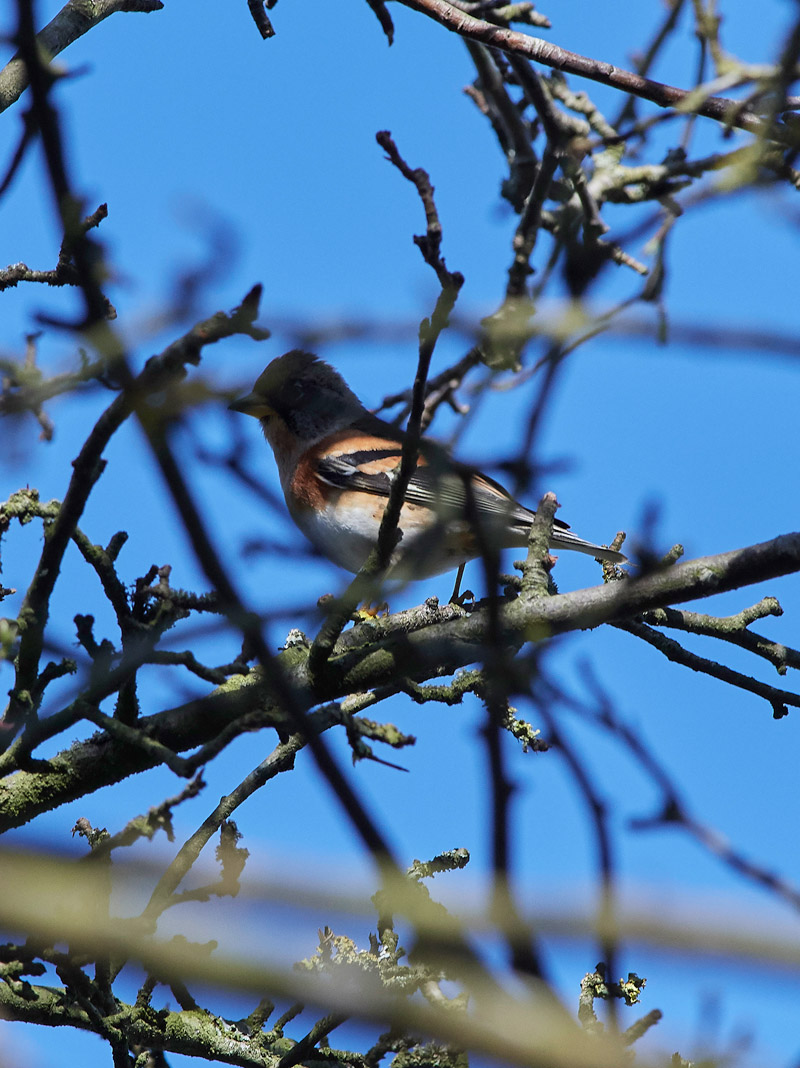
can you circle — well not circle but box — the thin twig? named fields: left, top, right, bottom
left=615, top=620, right=800, bottom=719
left=397, top=0, right=800, bottom=143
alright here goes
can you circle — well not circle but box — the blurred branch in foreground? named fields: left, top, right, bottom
left=1, top=845, right=798, bottom=1067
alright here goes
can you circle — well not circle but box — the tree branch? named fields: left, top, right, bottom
left=0, top=0, right=164, bottom=114
left=1, top=286, right=268, bottom=742
left=396, top=0, right=800, bottom=142
left=2, top=532, right=798, bottom=831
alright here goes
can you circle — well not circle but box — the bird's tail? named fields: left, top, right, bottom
left=549, top=528, right=626, bottom=563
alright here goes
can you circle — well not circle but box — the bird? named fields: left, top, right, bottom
left=229, top=350, right=625, bottom=590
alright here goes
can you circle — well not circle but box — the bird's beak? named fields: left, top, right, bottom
left=228, top=391, right=270, bottom=416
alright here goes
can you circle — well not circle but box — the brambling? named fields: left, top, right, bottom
left=229, top=350, right=625, bottom=584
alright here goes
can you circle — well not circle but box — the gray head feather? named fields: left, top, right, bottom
left=253, top=350, right=365, bottom=438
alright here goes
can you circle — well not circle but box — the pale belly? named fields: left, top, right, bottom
left=289, top=493, right=473, bottom=579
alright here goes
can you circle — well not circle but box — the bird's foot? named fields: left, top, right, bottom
left=449, top=587, right=475, bottom=607
left=354, top=601, right=389, bottom=620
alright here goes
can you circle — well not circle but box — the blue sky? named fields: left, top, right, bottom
left=2, top=0, right=800, bottom=1065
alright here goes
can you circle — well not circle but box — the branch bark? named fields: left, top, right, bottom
left=1, top=531, right=797, bottom=832
left=0, top=0, right=164, bottom=114
left=397, top=0, right=800, bottom=143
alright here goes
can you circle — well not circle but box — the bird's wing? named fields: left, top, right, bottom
left=313, top=420, right=572, bottom=533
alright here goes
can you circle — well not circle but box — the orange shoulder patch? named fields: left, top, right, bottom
left=290, top=450, right=330, bottom=510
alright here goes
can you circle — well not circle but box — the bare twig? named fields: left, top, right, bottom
left=641, top=599, right=799, bottom=675
left=246, top=0, right=275, bottom=38
left=396, top=0, right=800, bottom=143
left=308, top=134, right=464, bottom=672
left=0, top=0, right=164, bottom=114
left=364, top=0, right=395, bottom=43
left=615, top=620, right=800, bottom=719
left=1, top=287, right=269, bottom=742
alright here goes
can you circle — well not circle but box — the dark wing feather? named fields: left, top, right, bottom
left=315, top=415, right=571, bottom=533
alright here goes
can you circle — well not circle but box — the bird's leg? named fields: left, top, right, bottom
left=448, top=563, right=474, bottom=606
left=449, top=563, right=465, bottom=604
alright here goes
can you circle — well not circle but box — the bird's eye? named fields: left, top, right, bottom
left=283, top=379, right=305, bottom=402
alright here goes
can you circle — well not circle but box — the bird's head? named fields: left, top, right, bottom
left=229, top=350, right=365, bottom=444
